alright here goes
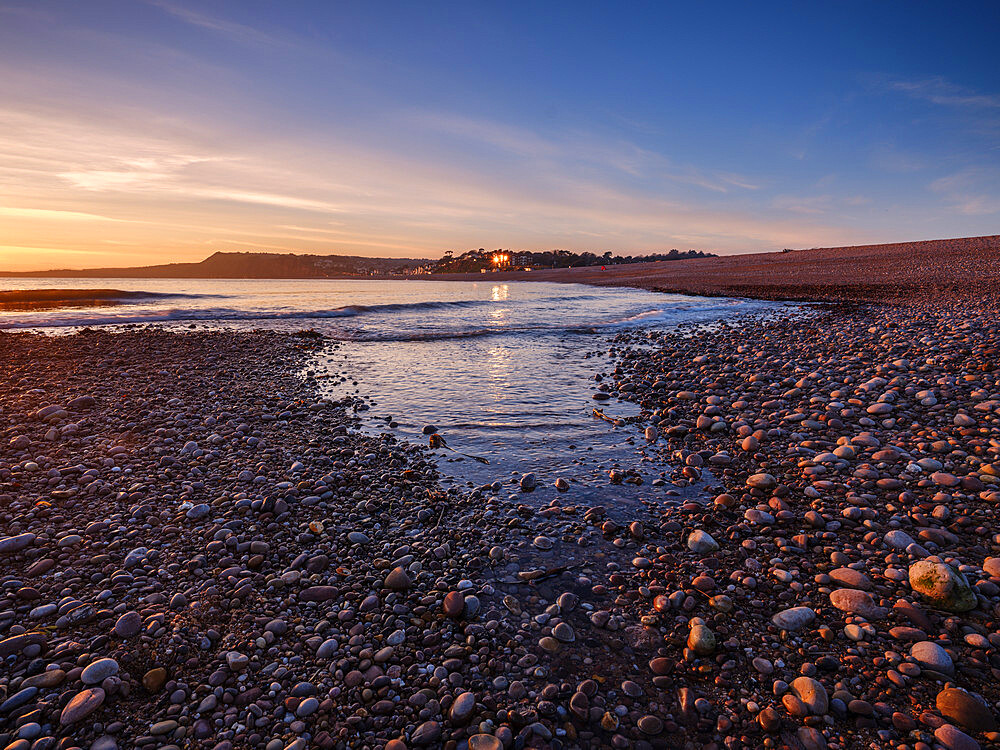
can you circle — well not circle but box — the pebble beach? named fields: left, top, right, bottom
left=2, top=275, right=1000, bottom=750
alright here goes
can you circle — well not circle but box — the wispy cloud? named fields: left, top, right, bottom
left=870, top=144, right=925, bottom=174
left=928, top=168, right=1000, bottom=215
left=409, top=112, right=561, bottom=160
left=146, top=1, right=282, bottom=46
left=0, top=206, right=135, bottom=222
left=409, top=110, right=761, bottom=193
left=885, top=76, right=1000, bottom=109
left=0, top=4, right=54, bottom=22
left=0, top=245, right=111, bottom=256
left=771, top=194, right=869, bottom=216
left=712, top=172, right=761, bottom=191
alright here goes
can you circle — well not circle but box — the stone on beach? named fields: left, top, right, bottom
left=686, top=529, right=719, bottom=554
left=0, top=532, right=36, bottom=554
left=81, top=658, right=119, bottom=685
left=300, top=585, right=340, bottom=602
left=936, top=687, right=997, bottom=732
left=449, top=691, right=476, bottom=724
left=829, top=588, right=887, bottom=619
left=384, top=566, right=412, bottom=590
left=60, top=688, right=105, bottom=725
left=934, top=723, right=982, bottom=750
left=686, top=621, right=715, bottom=655
left=771, top=607, right=815, bottom=631
left=789, top=676, right=829, bottom=715
left=746, top=472, right=776, bottom=490
left=828, top=567, right=872, bottom=590
left=442, top=590, right=465, bottom=618
left=910, top=640, right=955, bottom=674
left=908, top=560, right=977, bottom=612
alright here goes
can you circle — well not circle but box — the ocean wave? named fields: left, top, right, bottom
left=0, top=297, right=521, bottom=327
left=330, top=294, right=608, bottom=314
left=412, top=421, right=579, bottom=430
left=0, top=294, right=627, bottom=329
left=342, top=327, right=543, bottom=342
left=0, top=291, right=774, bottom=335
left=0, top=289, right=215, bottom=302
left=337, top=298, right=493, bottom=314
left=0, top=308, right=348, bottom=329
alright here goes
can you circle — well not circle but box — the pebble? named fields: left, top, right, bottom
left=686, top=529, right=719, bottom=554
left=449, top=691, right=476, bottom=724
left=60, top=688, right=106, bottom=725
left=934, top=723, right=982, bottom=750
left=143, top=667, right=167, bottom=692
left=772, top=606, right=816, bottom=631
left=442, top=590, right=465, bottom=618
left=910, top=640, right=955, bottom=674
left=185, top=502, right=210, bottom=519
left=410, top=720, right=441, bottom=745
left=553, top=622, right=576, bottom=642
left=638, top=714, right=663, bottom=734
left=383, top=566, right=412, bottom=590
left=81, top=658, right=119, bottom=685
left=0, top=532, right=36, bottom=553
left=936, top=687, right=997, bottom=732
left=828, top=567, right=871, bottom=590
left=113, top=611, right=142, bottom=637
left=829, top=588, right=887, bottom=619
left=687, top=622, right=715, bottom=654
left=909, top=560, right=977, bottom=612
left=789, top=676, right=829, bottom=715
left=467, top=735, right=502, bottom=750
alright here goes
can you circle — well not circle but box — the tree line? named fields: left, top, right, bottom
left=430, top=248, right=714, bottom=273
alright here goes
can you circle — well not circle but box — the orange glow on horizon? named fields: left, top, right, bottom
left=0, top=74, right=882, bottom=273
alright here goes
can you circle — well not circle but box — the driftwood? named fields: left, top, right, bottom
left=512, top=563, right=579, bottom=583
left=592, top=407, right=645, bottom=426
left=428, top=433, right=489, bottom=464
left=592, top=407, right=618, bottom=424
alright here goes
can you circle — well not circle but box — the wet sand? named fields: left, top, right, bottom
left=0, top=290, right=159, bottom=312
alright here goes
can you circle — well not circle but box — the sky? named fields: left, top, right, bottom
left=0, top=1, right=998, bottom=270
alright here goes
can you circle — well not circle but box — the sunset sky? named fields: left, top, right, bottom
left=1, top=1, right=998, bottom=270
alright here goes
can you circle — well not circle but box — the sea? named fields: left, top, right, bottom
left=0, top=278, right=785, bottom=508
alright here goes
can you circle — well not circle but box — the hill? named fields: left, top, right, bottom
left=0, top=251, right=430, bottom=279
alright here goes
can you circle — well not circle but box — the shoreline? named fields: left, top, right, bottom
left=1, top=234, right=997, bottom=301
left=422, top=234, right=1000, bottom=305
left=1, top=234, right=997, bottom=306
left=0, top=292, right=998, bottom=749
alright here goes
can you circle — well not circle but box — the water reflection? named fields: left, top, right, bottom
left=486, top=344, right=514, bottom=404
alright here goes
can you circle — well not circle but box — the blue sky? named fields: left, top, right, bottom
left=0, top=1, right=997, bottom=268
